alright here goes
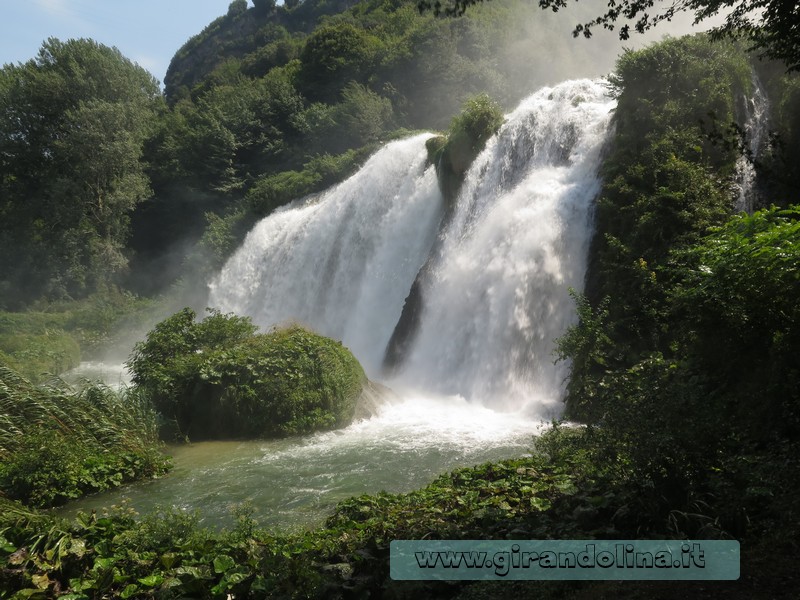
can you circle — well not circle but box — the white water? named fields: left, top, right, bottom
left=58, top=394, right=543, bottom=528
left=211, top=79, right=615, bottom=415
left=64, top=80, right=616, bottom=528
left=393, top=80, right=615, bottom=413
left=735, top=73, right=770, bottom=213
left=209, top=134, right=443, bottom=374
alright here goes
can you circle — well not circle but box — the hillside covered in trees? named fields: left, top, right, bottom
left=1, top=0, right=800, bottom=598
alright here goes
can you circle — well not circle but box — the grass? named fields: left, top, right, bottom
left=0, top=361, right=171, bottom=507
left=0, top=288, right=157, bottom=383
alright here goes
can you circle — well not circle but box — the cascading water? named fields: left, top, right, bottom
left=209, top=134, right=443, bottom=374
left=390, top=80, right=615, bottom=413
left=62, top=80, right=617, bottom=527
left=735, top=73, right=770, bottom=213
left=211, top=80, right=614, bottom=415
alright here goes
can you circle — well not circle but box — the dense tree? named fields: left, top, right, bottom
left=563, top=37, right=750, bottom=415
left=252, top=0, right=277, bottom=13
left=228, top=0, right=248, bottom=18
left=0, top=38, right=160, bottom=308
left=298, top=22, right=382, bottom=101
left=423, top=0, right=800, bottom=71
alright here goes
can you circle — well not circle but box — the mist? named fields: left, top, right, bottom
left=493, top=1, right=728, bottom=109
left=48, top=0, right=732, bottom=374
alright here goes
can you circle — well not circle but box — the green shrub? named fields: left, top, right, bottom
left=246, top=146, right=373, bottom=216
left=0, top=289, right=156, bottom=381
left=127, top=309, right=367, bottom=439
left=440, top=93, right=504, bottom=175
left=431, top=93, right=504, bottom=202
left=671, top=205, right=800, bottom=437
left=0, top=362, right=170, bottom=507
left=0, top=329, right=80, bottom=382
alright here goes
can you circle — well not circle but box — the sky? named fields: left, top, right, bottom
left=0, top=0, right=239, bottom=85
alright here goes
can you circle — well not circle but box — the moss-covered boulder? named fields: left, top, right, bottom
left=127, top=308, right=367, bottom=440
left=429, top=94, right=505, bottom=204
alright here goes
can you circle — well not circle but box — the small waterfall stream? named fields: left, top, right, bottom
left=735, top=73, right=770, bottom=213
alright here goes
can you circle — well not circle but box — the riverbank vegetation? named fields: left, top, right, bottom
left=0, top=363, right=169, bottom=508
left=2, top=424, right=798, bottom=598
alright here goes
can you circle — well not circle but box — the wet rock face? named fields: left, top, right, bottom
left=382, top=274, right=425, bottom=373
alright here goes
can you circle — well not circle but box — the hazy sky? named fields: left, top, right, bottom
left=0, top=1, right=723, bottom=89
left=0, top=0, right=236, bottom=85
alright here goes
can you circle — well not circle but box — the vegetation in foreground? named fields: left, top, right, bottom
left=0, top=363, right=169, bottom=508
left=1, top=424, right=798, bottom=598
left=0, top=289, right=157, bottom=384
left=1, top=15, right=800, bottom=600
left=1, top=195, right=797, bottom=596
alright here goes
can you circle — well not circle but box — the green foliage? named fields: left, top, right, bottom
left=0, top=38, right=161, bottom=308
left=331, top=82, right=396, bottom=148
left=432, top=93, right=504, bottom=200
left=449, top=93, right=506, bottom=149
left=127, top=309, right=366, bottom=439
left=429, top=0, right=800, bottom=71
left=556, top=37, right=800, bottom=540
left=0, top=442, right=600, bottom=598
left=671, top=206, right=800, bottom=436
left=575, top=37, right=747, bottom=373
left=299, top=22, right=381, bottom=101
left=424, top=134, right=447, bottom=165
left=227, top=0, right=248, bottom=18
left=246, top=146, right=374, bottom=216
left=0, top=328, right=80, bottom=383
left=7, top=422, right=797, bottom=598
left=193, top=210, right=252, bottom=275
left=0, top=363, right=170, bottom=507
left=0, top=289, right=155, bottom=382
left=252, top=0, right=277, bottom=13
left=559, top=205, right=800, bottom=528
left=131, top=0, right=576, bottom=290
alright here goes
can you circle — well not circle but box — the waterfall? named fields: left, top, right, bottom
left=735, top=73, right=770, bottom=213
left=391, top=80, right=615, bottom=413
left=208, top=134, right=444, bottom=374
left=210, top=80, right=615, bottom=415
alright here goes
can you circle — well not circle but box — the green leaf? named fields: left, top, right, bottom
left=9, top=590, right=47, bottom=600
left=68, top=538, right=87, bottom=558
left=0, top=533, right=17, bottom=553
left=213, top=554, right=236, bottom=574
left=93, top=556, right=116, bottom=570
left=31, top=574, right=51, bottom=590
left=138, top=574, right=165, bottom=588
left=227, top=571, right=250, bottom=585
left=530, top=497, right=552, bottom=511
left=160, top=552, right=178, bottom=569
left=119, top=584, right=140, bottom=599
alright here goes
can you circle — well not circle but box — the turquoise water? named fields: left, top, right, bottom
left=57, top=392, right=545, bottom=530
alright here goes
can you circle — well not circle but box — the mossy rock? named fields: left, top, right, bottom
left=128, top=309, right=368, bottom=440
left=431, top=94, right=504, bottom=204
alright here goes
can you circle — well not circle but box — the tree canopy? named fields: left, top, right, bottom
left=421, top=0, right=800, bottom=71
left=0, top=38, right=161, bottom=308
